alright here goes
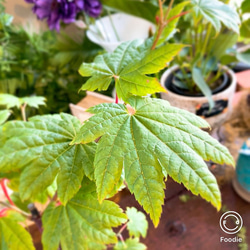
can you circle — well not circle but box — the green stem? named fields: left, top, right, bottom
left=207, top=66, right=222, bottom=85
left=201, top=23, right=212, bottom=58
left=164, top=0, right=175, bottom=21
left=108, top=10, right=120, bottom=42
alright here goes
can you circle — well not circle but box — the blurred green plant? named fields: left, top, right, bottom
left=0, top=9, right=101, bottom=114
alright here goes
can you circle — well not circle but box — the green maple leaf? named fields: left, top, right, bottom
left=42, top=179, right=127, bottom=250
left=0, top=217, right=35, bottom=250
left=126, top=207, right=148, bottom=238
left=79, top=40, right=184, bottom=102
left=0, top=94, right=20, bottom=109
left=0, top=94, right=46, bottom=109
left=114, top=238, right=147, bottom=250
left=72, top=96, right=234, bottom=226
left=20, top=96, right=46, bottom=109
left=0, top=113, right=96, bottom=204
left=0, top=110, right=11, bottom=125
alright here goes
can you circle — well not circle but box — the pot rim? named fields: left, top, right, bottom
left=160, top=65, right=237, bottom=101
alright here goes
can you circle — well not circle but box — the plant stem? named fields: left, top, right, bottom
left=164, top=0, right=175, bottom=21
left=207, top=66, right=222, bottom=85
left=20, top=103, right=27, bottom=122
left=115, top=94, right=119, bottom=104
left=117, top=222, right=128, bottom=235
left=0, top=179, right=15, bottom=206
left=151, top=0, right=165, bottom=50
left=159, top=0, right=164, bottom=24
left=0, top=201, right=31, bottom=218
left=116, top=222, right=128, bottom=245
left=201, top=23, right=212, bottom=59
left=108, top=10, right=120, bottom=42
left=151, top=0, right=178, bottom=50
left=118, top=233, right=125, bottom=245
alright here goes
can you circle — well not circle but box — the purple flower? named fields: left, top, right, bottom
left=84, top=0, right=102, bottom=18
left=25, top=0, right=102, bottom=31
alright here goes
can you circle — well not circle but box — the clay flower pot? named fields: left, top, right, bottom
left=160, top=65, right=237, bottom=128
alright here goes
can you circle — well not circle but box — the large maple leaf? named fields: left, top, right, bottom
left=72, top=96, right=234, bottom=226
left=0, top=113, right=96, bottom=205
left=42, top=179, right=127, bottom=250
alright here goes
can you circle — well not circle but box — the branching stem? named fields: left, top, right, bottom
left=151, top=0, right=176, bottom=50
left=0, top=201, right=30, bottom=218
left=116, top=222, right=128, bottom=245
left=0, top=179, right=15, bottom=206
left=20, top=103, right=27, bottom=122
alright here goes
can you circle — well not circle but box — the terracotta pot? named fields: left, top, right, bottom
left=160, top=65, right=237, bottom=128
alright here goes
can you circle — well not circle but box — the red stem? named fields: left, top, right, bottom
left=0, top=179, right=15, bottom=206
left=167, top=11, right=190, bottom=24
left=115, top=94, right=119, bottom=104
left=0, top=208, right=9, bottom=217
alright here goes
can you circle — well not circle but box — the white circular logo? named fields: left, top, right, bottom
left=219, top=211, right=243, bottom=234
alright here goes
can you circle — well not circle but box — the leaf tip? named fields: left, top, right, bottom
left=216, top=201, right=222, bottom=212
left=152, top=217, right=160, bottom=228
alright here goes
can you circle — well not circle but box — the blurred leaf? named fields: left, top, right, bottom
left=236, top=51, right=250, bottom=66
left=126, top=207, right=148, bottom=238
left=114, top=238, right=147, bottom=250
left=240, top=19, right=250, bottom=38
left=0, top=110, right=11, bottom=125
left=241, top=0, right=250, bottom=14
left=10, top=192, right=31, bottom=212
left=21, top=96, right=46, bottom=109
left=191, top=0, right=240, bottom=33
left=209, top=32, right=238, bottom=60
left=192, top=67, right=214, bottom=109
left=220, top=54, right=237, bottom=65
left=0, top=94, right=20, bottom=109
left=6, top=210, right=26, bottom=223
left=0, top=217, right=35, bottom=250
left=0, top=13, right=13, bottom=27
left=0, top=94, right=46, bottom=110
left=102, top=0, right=158, bottom=23
left=51, top=34, right=101, bottom=68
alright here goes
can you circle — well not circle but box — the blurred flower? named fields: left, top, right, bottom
left=25, top=0, right=102, bottom=31
left=84, top=0, right=102, bottom=18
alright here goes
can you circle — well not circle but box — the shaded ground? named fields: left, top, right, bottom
left=118, top=179, right=250, bottom=250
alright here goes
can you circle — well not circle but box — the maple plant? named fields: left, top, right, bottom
left=0, top=1, right=235, bottom=250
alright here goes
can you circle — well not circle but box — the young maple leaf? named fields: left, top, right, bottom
left=79, top=39, right=184, bottom=102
